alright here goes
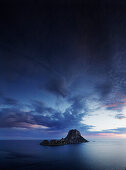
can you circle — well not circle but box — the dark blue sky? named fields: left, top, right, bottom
left=1, top=0, right=126, bottom=139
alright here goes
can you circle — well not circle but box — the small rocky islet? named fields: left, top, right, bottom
left=40, top=129, right=89, bottom=146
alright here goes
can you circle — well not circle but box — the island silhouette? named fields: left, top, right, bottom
left=40, top=129, right=88, bottom=146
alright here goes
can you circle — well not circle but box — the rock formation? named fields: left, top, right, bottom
left=40, top=129, right=88, bottom=146
left=64, top=129, right=88, bottom=144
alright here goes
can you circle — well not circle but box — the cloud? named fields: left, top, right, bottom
left=0, top=108, right=48, bottom=129
left=102, top=99, right=126, bottom=112
left=81, top=103, right=126, bottom=132
left=31, top=96, right=90, bottom=131
left=45, top=78, right=69, bottom=97
left=115, top=114, right=126, bottom=120
left=0, top=96, right=91, bottom=132
left=114, top=127, right=126, bottom=134
left=3, top=97, right=18, bottom=106
left=96, top=81, right=112, bottom=98
left=14, top=122, right=48, bottom=129
left=0, top=91, right=19, bottom=107
left=99, top=127, right=126, bottom=135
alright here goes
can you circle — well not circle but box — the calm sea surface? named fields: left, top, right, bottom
left=0, top=139, right=126, bottom=170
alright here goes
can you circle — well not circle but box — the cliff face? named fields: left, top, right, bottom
left=64, top=129, right=88, bottom=144
left=40, top=129, right=88, bottom=146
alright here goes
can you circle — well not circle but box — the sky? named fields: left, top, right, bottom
left=1, top=0, right=126, bottom=139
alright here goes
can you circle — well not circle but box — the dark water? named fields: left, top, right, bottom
left=0, top=139, right=126, bottom=170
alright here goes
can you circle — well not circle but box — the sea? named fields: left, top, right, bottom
left=0, top=139, right=126, bottom=170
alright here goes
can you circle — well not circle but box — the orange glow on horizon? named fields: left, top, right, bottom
left=97, top=133, right=126, bottom=138
left=85, top=133, right=126, bottom=138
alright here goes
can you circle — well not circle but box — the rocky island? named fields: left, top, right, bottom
left=40, top=129, right=88, bottom=146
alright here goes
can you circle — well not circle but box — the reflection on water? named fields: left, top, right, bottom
left=0, top=139, right=126, bottom=170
